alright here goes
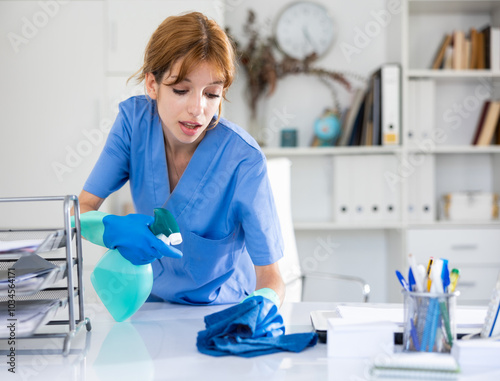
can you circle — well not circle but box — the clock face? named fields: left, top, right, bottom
left=274, top=2, right=335, bottom=60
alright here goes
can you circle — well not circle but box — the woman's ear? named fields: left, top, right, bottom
left=145, top=72, right=158, bottom=100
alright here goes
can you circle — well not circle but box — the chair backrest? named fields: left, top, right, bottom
left=266, top=157, right=371, bottom=303
left=266, top=158, right=303, bottom=302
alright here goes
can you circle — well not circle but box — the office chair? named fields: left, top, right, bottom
left=266, top=158, right=371, bottom=303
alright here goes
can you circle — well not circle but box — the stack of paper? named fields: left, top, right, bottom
left=0, top=239, right=43, bottom=254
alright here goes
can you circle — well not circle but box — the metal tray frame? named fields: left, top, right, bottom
left=0, top=195, right=91, bottom=355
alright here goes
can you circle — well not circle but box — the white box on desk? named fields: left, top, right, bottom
left=451, top=339, right=500, bottom=370
left=440, top=192, right=499, bottom=221
left=327, top=318, right=396, bottom=358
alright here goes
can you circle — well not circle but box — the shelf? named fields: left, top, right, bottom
left=409, top=0, right=500, bottom=14
left=262, top=146, right=402, bottom=157
left=408, top=220, right=500, bottom=229
left=293, top=221, right=403, bottom=231
left=407, top=69, right=500, bottom=79
left=407, top=145, right=500, bottom=154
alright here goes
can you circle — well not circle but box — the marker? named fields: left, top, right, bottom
left=426, top=257, right=434, bottom=292
left=450, top=268, right=460, bottom=293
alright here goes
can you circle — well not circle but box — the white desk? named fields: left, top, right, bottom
left=1, top=302, right=500, bottom=381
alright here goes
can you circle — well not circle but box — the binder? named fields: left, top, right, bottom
left=419, top=79, right=436, bottom=145
left=380, top=63, right=401, bottom=145
left=332, top=156, right=353, bottom=222
left=408, top=154, right=436, bottom=222
left=364, top=156, right=381, bottom=221
left=371, top=74, right=381, bottom=146
left=407, top=160, right=419, bottom=221
left=350, top=155, right=369, bottom=222
left=363, top=155, right=399, bottom=221
left=381, top=155, right=400, bottom=221
left=407, top=80, right=418, bottom=148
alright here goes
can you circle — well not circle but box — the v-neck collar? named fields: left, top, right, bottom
left=155, top=119, right=224, bottom=221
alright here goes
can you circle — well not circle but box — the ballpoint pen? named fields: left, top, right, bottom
left=426, top=257, right=434, bottom=292
left=425, top=259, right=444, bottom=351
left=410, top=317, right=420, bottom=351
left=441, top=259, right=450, bottom=292
left=408, top=267, right=416, bottom=291
left=396, top=270, right=411, bottom=292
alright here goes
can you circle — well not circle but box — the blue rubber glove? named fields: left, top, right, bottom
left=242, top=287, right=281, bottom=308
left=240, top=288, right=283, bottom=337
left=74, top=211, right=183, bottom=265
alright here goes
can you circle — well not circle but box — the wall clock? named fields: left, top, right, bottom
left=274, top=1, right=336, bottom=61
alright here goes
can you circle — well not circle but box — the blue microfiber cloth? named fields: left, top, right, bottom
left=196, top=296, right=318, bottom=357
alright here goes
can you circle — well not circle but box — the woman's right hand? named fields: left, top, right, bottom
left=77, top=211, right=182, bottom=265
left=75, top=190, right=182, bottom=265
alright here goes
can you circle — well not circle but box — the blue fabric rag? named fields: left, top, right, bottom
left=196, top=296, right=318, bottom=357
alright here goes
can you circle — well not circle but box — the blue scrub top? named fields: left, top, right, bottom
left=84, top=96, right=284, bottom=305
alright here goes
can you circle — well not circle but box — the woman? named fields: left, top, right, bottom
left=78, top=12, right=285, bottom=307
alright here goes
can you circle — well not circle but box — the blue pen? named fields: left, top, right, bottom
left=410, top=318, right=420, bottom=351
left=408, top=268, right=416, bottom=292
left=441, top=259, right=450, bottom=292
left=396, top=270, right=410, bottom=292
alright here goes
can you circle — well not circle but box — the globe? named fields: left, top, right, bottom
left=313, top=112, right=341, bottom=146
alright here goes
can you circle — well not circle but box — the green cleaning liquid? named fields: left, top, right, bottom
left=90, top=208, right=181, bottom=322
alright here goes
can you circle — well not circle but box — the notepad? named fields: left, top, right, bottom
left=371, top=352, right=460, bottom=380
left=336, top=305, right=487, bottom=329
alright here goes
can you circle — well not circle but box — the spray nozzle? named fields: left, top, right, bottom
left=149, top=208, right=182, bottom=246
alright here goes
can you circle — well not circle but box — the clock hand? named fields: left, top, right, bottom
left=302, top=26, right=317, bottom=54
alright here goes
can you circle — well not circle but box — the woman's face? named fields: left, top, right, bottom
left=146, top=61, right=224, bottom=148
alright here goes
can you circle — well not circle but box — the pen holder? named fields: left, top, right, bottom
left=403, top=290, right=459, bottom=353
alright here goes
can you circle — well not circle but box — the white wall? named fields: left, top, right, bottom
left=0, top=0, right=400, bottom=303
left=224, top=0, right=399, bottom=147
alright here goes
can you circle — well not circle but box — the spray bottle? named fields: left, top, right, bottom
left=90, top=208, right=182, bottom=322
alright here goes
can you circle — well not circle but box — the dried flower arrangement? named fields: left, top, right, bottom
left=227, top=10, right=360, bottom=119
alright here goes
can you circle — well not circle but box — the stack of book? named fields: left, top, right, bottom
left=336, top=64, right=401, bottom=147
left=472, top=100, right=500, bottom=146
left=431, top=26, right=500, bottom=70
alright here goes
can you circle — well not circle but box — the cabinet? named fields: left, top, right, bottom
left=262, top=0, right=500, bottom=304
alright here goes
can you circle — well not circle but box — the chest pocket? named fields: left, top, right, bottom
left=183, top=229, right=238, bottom=288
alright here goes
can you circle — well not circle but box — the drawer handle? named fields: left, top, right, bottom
left=450, top=244, right=477, bottom=251
left=458, top=281, right=476, bottom=288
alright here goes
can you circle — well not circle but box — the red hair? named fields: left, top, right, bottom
left=130, top=12, right=236, bottom=125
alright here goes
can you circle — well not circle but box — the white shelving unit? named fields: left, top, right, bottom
left=263, top=0, right=500, bottom=305
left=401, top=0, right=500, bottom=305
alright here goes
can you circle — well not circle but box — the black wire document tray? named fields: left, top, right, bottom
left=0, top=229, right=69, bottom=259
left=0, top=254, right=67, bottom=296
left=0, top=299, right=62, bottom=338
left=0, top=196, right=91, bottom=356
